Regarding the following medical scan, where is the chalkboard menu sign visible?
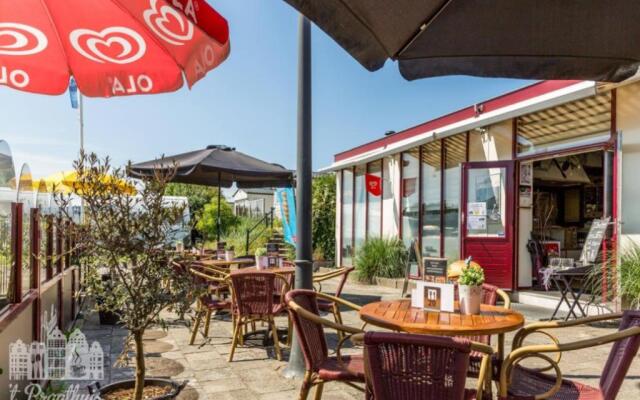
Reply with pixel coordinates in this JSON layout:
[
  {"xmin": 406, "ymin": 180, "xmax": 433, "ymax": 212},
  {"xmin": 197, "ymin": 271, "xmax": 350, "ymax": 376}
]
[
  {"xmin": 266, "ymin": 243, "xmax": 279, "ymax": 256},
  {"xmin": 580, "ymin": 217, "xmax": 610, "ymax": 264},
  {"xmin": 423, "ymin": 257, "xmax": 448, "ymax": 282}
]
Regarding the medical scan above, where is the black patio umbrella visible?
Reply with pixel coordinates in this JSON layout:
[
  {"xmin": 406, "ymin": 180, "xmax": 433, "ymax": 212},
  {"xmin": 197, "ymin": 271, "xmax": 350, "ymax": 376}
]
[
  {"xmin": 283, "ymin": 1, "xmax": 640, "ymax": 82},
  {"xmin": 129, "ymin": 145, "xmax": 293, "ymax": 241}
]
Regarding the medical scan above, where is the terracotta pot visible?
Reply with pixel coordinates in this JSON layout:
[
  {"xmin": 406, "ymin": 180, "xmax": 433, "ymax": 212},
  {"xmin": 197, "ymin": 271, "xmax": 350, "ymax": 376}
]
[{"xmin": 459, "ymin": 285, "xmax": 482, "ymax": 315}]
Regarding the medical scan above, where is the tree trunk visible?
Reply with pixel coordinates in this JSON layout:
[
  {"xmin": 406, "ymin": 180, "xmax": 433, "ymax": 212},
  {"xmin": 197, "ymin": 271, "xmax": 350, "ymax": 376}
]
[{"xmin": 133, "ymin": 330, "xmax": 146, "ymax": 400}]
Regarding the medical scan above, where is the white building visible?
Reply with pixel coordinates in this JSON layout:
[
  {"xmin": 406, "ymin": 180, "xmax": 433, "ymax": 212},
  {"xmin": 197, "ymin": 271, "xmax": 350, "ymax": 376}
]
[
  {"xmin": 325, "ymin": 79, "xmax": 640, "ymax": 302},
  {"xmin": 230, "ymin": 188, "xmax": 275, "ymax": 218}
]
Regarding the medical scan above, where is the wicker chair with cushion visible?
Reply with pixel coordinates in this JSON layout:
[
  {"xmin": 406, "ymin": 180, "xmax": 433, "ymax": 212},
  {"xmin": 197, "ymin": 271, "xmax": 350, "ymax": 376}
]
[
  {"xmin": 313, "ymin": 266, "xmax": 355, "ymax": 336},
  {"xmin": 363, "ymin": 331, "xmax": 494, "ymax": 400},
  {"xmin": 188, "ymin": 267, "xmax": 231, "ymax": 345},
  {"xmin": 499, "ymin": 310, "xmax": 640, "ymax": 399},
  {"xmin": 285, "ymin": 289, "xmax": 366, "ymax": 400},
  {"xmin": 228, "ymin": 270, "xmax": 290, "ymax": 361},
  {"xmin": 453, "ymin": 283, "xmax": 511, "ymax": 379}
]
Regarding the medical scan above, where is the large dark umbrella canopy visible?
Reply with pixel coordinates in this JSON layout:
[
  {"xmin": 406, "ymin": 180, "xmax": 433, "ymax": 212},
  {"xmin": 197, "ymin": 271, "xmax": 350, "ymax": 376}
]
[
  {"xmin": 283, "ymin": 0, "xmax": 640, "ymax": 82},
  {"xmin": 129, "ymin": 145, "xmax": 293, "ymax": 188}
]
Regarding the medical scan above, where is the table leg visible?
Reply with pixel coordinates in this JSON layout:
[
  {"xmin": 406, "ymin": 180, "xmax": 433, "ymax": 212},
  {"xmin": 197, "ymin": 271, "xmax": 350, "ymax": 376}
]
[
  {"xmin": 497, "ymin": 333, "xmax": 505, "ymax": 361},
  {"xmin": 562, "ymin": 276, "xmax": 584, "ymax": 321},
  {"xmin": 566, "ymin": 277, "xmax": 587, "ymax": 319},
  {"xmin": 550, "ymin": 277, "xmax": 573, "ymax": 320}
]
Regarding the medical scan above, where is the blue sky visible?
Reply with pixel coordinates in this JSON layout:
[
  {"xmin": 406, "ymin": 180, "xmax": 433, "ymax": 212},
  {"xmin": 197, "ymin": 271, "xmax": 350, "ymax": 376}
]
[{"xmin": 0, "ymin": 1, "xmax": 532, "ymax": 179}]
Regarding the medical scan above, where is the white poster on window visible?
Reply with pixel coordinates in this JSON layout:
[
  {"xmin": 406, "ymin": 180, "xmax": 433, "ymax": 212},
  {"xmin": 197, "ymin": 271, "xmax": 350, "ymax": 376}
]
[
  {"xmin": 468, "ymin": 215, "xmax": 487, "ymax": 230},
  {"xmin": 468, "ymin": 202, "xmax": 486, "ymax": 216}
]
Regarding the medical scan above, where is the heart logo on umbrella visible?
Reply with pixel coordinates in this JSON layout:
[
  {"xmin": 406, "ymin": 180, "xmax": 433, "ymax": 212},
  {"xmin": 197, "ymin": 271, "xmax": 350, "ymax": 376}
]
[
  {"xmin": 69, "ymin": 27, "xmax": 146, "ymax": 64},
  {"xmin": 144, "ymin": 0, "xmax": 194, "ymax": 46},
  {"xmin": 0, "ymin": 23, "xmax": 48, "ymax": 56}
]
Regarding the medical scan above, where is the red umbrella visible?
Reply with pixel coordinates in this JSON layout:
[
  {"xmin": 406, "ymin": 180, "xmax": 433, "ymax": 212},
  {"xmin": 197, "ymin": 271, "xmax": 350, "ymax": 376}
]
[{"xmin": 0, "ymin": 0, "xmax": 229, "ymax": 97}]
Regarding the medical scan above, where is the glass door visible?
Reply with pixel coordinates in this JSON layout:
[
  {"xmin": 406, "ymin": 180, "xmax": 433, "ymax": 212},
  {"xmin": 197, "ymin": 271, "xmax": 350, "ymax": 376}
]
[{"xmin": 462, "ymin": 161, "xmax": 515, "ymax": 289}]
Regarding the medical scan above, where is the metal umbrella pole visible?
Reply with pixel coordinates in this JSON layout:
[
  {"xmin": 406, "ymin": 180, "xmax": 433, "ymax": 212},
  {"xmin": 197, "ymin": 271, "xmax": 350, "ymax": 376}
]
[
  {"xmin": 284, "ymin": 14, "xmax": 313, "ymax": 378},
  {"xmin": 217, "ymin": 171, "xmax": 222, "ymax": 243}
]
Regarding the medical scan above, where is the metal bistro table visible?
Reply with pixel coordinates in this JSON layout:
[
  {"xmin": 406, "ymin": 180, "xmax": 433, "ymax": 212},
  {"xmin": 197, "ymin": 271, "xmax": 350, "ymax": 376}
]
[
  {"xmin": 359, "ymin": 299, "xmax": 524, "ymax": 360},
  {"xmin": 548, "ymin": 265, "xmax": 592, "ymax": 321}
]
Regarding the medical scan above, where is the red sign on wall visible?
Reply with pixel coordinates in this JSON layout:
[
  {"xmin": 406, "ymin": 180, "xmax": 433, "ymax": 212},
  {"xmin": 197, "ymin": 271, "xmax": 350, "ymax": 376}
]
[{"xmin": 366, "ymin": 174, "xmax": 382, "ymax": 196}]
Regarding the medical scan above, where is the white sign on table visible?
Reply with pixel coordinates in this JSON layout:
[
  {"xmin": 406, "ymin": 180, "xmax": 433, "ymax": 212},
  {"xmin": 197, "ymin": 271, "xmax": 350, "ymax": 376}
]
[{"xmin": 411, "ymin": 281, "xmax": 455, "ymax": 312}]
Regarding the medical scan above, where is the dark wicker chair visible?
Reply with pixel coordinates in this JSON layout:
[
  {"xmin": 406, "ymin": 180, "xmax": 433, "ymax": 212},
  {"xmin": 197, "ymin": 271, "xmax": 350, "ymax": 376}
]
[
  {"xmin": 453, "ymin": 282, "xmax": 511, "ymax": 379},
  {"xmin": 188, "ymin": 267, "xmax": 231, "ymax": 345},
  {"xmin": 363, "ymin": 331, "xmax": 494, "ymax": 400},
  {"xmin": 499, "ymin": 310, "xmax": 640, "ymax": 399},
  {"xmin": 313, "ymin": 266, "xmax": 355, "ymax": 337},
  {"xmin": 228, "ymin": 270, "xmax": 290, "ymax": 361},
  {"xmin": 285, "ymin": 289, "xmax": 366, "ymax": 400}
]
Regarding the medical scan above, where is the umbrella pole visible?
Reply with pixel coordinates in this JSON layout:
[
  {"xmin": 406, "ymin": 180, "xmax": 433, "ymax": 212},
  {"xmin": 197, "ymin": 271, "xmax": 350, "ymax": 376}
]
[
  {"xmin": 284, "ymin": 14, "xmax": 313, "ymax": 378},
  {"xmin": 217, "ymin": 172, "xmax": 221, "ymax": 243}
]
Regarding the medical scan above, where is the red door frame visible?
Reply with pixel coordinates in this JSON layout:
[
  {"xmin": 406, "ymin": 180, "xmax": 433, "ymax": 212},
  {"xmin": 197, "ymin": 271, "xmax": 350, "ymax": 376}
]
[{"xmin": 461, "ymin": 160, "xmax": 516, "ymax": 290}]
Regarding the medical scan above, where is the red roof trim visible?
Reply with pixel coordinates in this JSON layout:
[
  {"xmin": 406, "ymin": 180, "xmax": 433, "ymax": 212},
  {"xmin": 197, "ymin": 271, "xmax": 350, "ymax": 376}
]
[{"xmin": 334, "ymin": 80, "xmax": 583, "ymax": 162}]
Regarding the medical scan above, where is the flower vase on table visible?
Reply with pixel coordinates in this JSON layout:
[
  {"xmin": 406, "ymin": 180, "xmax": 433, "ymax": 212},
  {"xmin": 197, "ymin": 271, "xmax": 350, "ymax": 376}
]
[{"xmin": 457, "ymin": 257, "xmax": 485, "ymax": 315}]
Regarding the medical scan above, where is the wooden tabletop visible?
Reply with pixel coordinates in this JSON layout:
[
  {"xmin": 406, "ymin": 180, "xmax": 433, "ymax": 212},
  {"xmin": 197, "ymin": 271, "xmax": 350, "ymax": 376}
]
[
  {"xmin": 229, "ymin": 266, "xmax": 295, "ymax": 276},
  {"xmin": 359, "ymin": 299, "xmax": 524, "ymax": 336},
  {"xmin": 199, "ymin": 258, "xmax": 256, "ymax": 267}
]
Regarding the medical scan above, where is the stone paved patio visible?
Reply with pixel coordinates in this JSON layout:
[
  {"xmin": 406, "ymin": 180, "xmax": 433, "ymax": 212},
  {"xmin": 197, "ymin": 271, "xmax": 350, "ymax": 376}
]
[{"xmin": 76, "ymin": 276, "xmax": 640, "ymax": 399}]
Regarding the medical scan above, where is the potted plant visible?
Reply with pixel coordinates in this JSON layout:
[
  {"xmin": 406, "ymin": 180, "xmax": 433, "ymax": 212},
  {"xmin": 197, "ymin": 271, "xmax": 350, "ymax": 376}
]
[
  {"xmin": 255, "ymin": 247, "xmax": 267, "ymax": 269},
  {"xmin": 225, "ymin": 246, "xmax": 235, "ymax": 261},
  {"xmin": 59, "ymin": 152, "xmax": 195, "ymax": 400},
  {"xmin": 458, "ymin": 258, "xmax": 485, "ymax": 315}
]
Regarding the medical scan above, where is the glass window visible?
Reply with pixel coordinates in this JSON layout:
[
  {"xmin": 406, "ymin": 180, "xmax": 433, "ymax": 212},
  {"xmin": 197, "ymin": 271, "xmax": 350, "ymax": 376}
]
[
  {"xmin": 401, "ymin": 150, "xmax": 420, "ymax": 275},
  {"xmin": 466, "ymin": 167, "xmax": 507, "ymax": 238},
  {"xmin": 354, "ymin": 165, "xmax": 366, "ymax": 251},
  {"xmin": 341, "ymin": 169, "xmax": 353, "ymax": 266},
  {"xmin": 382, "ymin": 156, "xmax": 393, "ymax": 235},
  {"xmin": 444, "ymin": 135, "xmax": 466, "ymax": 260},
  {"xmin": 421, "ymin": 141, "xmax": 441, "ymax": 258},
  {"xmin": 367, "ymin": 160, "xmax": 382, "ymax": 238}
]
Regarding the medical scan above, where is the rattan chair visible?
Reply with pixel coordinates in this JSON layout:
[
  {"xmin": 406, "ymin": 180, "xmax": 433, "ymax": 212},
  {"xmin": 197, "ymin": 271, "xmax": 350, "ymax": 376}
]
[
  {"xmin": 453, "ymin": 283, "xmax": 511, "ymax": 379},
  {"xmin": 364, "ymin": 331, "xmax": 494, "ymax": 400},
  {"xmin": 313, "ymin": 266, "xmax": 355, "ymax": 338},
  {"xmin": 285, "ymin": 289, "xmax": 366, "ymax": 400},
  {"xmin": 228, "ymin": 270, "xmax": 290, "ymax": 361},
  {"xmin": 188, "ymin": 267, "xmax": 231, "ymax": 345},
  {"xmin": 499, "ymin": 310, "xmax": 640, "ymax": 399}
]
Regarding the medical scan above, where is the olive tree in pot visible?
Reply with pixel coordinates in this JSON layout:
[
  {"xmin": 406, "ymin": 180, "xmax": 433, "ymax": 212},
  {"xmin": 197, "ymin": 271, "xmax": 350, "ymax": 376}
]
[
  {"xmin": 62, "ymin": 152, "xmax": 194, "ymax": 400},
  {"xmin": 458, "ymin": 258, "xmax": 485, "ymax": 315}
]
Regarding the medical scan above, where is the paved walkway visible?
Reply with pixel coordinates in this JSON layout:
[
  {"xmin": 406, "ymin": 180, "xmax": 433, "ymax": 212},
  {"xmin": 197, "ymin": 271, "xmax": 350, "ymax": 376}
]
[{"xmin": 77, "ymin": 277, "xmax": 640, "ymax": 399}]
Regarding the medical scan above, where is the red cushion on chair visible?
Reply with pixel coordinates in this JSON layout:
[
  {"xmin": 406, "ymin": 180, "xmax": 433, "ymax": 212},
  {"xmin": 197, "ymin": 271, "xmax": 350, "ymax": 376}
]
[
  {"xmin": 201, "ymin": 296, "xmax": 231, "ymax": 311},
  {"xmin": 507, "ymin": 366, "xmax": 603, "ymax": 400},
  {"xmin": 318, "ymin": 355, "xmax": 365, "ymax": 382},
  {"xmin": 316, "ymin": 298, "xmax": 334, "ymax": 312}
]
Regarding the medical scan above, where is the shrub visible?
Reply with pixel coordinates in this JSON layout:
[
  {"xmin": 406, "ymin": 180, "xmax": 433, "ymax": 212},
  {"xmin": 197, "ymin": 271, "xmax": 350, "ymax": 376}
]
[
  {"xmin": 355, "ymin": 238, "xmax": 408, "ymax": 283},
  {"xmin": 196, "ymin": 196, "xmax": 238, "ymax": 239},
  {"xmin": 459, "ymin": 264, "xmax": 485, "ymax": 286},
  {"xmin": 620, "ymin": 244, "xmax": 640, "ymax": 309},
  {"xmin": 312, "ymin": 174, "xmax": 336, "ymax": 261},
  {"xmin": 223, "ymin": 216, "xmax": 277, "ymax": 255}
]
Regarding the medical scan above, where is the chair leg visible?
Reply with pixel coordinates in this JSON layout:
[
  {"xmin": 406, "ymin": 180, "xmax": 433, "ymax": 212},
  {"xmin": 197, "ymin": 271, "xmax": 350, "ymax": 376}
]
[
  {"xmin": 228, "ymin": 318, "xmax": 243, "ymax": 362},
  {"xmin": 203, "ymin": 309, "xmax": 213, "ymax": 338},
  {"xmin": 298, "ymin": 371, "xmax": 313, "ymax": 400},
  {"xmin": 313, "ymin": 382, "xmax": 324, "ymax": 400},
  {"xmin": 286, "ymin": 315, "xmax": 293, "ymax": 347},
  {"xmin": 333, "ymin": 304, "xmax": 344, "ymax": 341},
  {"xmin": 189, "ymin": 310, "xmax": 203, "ymax": 345},
  {"xmin": 270, "ymin": 316, "xmax": 282, "ymax": 361}
]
